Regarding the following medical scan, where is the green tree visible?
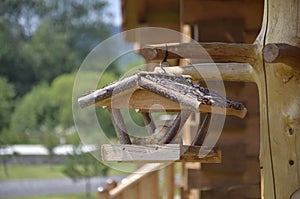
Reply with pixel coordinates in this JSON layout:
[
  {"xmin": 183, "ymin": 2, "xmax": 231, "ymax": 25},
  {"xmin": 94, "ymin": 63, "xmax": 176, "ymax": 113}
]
[
  {"xmin": 63, "ymin": 150, "xmax": 109, "ymax": 198},
  {"xmin": 0, "ymin": 0, "xmax": 111, "ymax": 97},
  {"xmin": 10, "ymin": 83, "xmax": 56, "ymax": 136},
  {"xmin": 0, "ymin": 76, "xmax": 15, "ymax": 131}
]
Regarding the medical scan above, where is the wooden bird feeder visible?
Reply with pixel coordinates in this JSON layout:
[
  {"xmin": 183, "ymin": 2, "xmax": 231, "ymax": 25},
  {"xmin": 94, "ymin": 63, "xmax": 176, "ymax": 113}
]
[{"xmin": 78, "ymin": 72, "xmax": 247, "ymax": 163}]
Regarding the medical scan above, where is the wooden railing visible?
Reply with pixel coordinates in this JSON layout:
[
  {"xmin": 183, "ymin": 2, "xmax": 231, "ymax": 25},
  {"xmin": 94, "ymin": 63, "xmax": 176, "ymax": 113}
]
[{"xmin": 97, "ymin": 163, "xmax": 175, "ymax": 199}]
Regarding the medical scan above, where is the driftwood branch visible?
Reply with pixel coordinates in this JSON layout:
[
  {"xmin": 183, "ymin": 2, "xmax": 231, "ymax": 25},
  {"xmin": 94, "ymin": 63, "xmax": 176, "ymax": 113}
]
[
  {"xmin": 140, "ymin": 42, "xmax": 257, "ymax": 64},
  {"xmin": 191, "ymin": 113, "xmax": 211, "ymax": 146},
  {"xmin": 141, "ymin": 112, "xmax": 156, "ymax": 135},
  {"xmin": 263, "ymin": 43, "xmax": 300, "ymax": 70},
  {"xmin": 109, "ymin": 109, "xmax": 132, "ymax": 144},
  {"xmin": 159, "ymin": 110, "xmax": 192, "ymax": 144},
  {"xmin": 154, "ymin": 63, "xmax": 254, "ymax": 82},
  {"xmin": 78, "ymin": 75, "xmax": 138, "ymax": 108}
]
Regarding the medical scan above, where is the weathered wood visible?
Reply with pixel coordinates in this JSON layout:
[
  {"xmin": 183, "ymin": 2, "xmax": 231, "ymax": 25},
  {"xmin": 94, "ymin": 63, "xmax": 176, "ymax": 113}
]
[
  {"xmin": 191, "ymin": 113, "xmax": 211, "ymax": 146},
  {"xmin": 180, "ymin": 145, "xmax": 221, "ymax": 163},
  {"xmin": 159, "ymin": 111, "xmax": 192, "ymax": 144},
  {"xmin": 101, "ymin": 144, "xmax": 221, "ymax": 163},
  {"xmin": 102, "ymin": 144, "xmax": 180, "ymax": 162},
  {"xmin": 78, "ymin": 75, "xmax": 138, "ymax": 108},
  {"xmin": 138, "ymin": 76, "xmax": 200, "ymax": 111},
  {"xmin": 141, "ymin": 112, "xmax": 156, "ymax": 135},
  {"xmin": 95, "ymin": 89, "xmax": 246, "ymax": 118},
  {"xmin": 259, "ymin": 0, "xmax": 300, "ymax": 198},
  {"xmin": 140, "ymin": 42, "xmax": 257, "ymax": 64},
  {"xmin": 79, "ymin": 72, "xmax": 247, "ymax": 118},
  {"xmin": 109, "ymin": 109, "xmax": 132, "ymax": 144},
  {"xmin": 154, "ymin": 63, "xmax": 255, "ymax": 82},
  {"xmin": 263, "ymin": 43, "xmax": 300, "ymax": 70}
]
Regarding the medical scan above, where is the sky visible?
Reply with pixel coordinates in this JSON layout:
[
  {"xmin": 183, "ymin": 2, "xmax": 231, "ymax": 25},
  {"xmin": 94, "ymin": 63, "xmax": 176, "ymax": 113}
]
[{"xmin": 105, "ymin": 0, "xmax": 122, "ymax": 26}]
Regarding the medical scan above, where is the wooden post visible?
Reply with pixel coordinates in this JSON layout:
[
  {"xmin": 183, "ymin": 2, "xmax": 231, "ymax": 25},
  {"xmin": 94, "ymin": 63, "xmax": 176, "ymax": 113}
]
[
  {"xmin": 106, "ymin": 179, "xmax": 117, "ymax": 191},
  {"xmin": 97, "ymin": 187, "xmax": 109, "ymax": 199},
  {"xmin": 254, "ymin": 0, "xmax": 300, "ymax": 198},
  {"xmin": 109, "ymin": 109, "xmax": 132, "ymax": 144},
  {"xmin": 163, "ymin": 163, "xmax": 175, "ymax": 199}
]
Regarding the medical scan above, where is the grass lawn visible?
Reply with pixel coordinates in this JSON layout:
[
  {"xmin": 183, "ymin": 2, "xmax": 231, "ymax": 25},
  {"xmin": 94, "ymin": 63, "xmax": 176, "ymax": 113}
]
[
  {"xmin": 0, "ymin": 163, "xmax": 136, "ymax": 180},
  {"xmin": 0, "ymin": 193, "xmax": 96, "ymax": 199},
  {"xmin": 0, "ymin": 164, "xmax": 66, "ymax": 179},
  {"xmin": 0, "ymin": 162, "xmax": 178, "ymax": 180}
]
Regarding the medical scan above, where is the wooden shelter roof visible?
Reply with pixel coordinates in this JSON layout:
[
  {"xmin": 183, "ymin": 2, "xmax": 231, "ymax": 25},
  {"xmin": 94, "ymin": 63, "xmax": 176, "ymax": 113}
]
[{"xmin": 78, "ymin": 72, "xmax": 247, "ymax": 118}]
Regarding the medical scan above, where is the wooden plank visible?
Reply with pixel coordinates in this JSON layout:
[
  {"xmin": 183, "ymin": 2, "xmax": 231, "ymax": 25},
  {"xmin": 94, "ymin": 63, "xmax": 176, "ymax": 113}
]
[
  {"xmin": 139, "ymin": 42, "xmax": 257, "ymax": 64},
  {"xmin": 102, "ymin": 144, "xmax": 180, "ymax": 162},
  {"xmin": 200, "ymin": 185, "xmax": 261, "ymax": 199},
  {"xmin": 101, "ymin": 144, "xmax": 221, "ymax": 163}
]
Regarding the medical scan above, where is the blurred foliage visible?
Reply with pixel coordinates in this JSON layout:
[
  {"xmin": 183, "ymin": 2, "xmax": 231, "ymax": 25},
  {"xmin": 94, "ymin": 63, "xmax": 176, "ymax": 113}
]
[
  {"xmin": 0, "ymin": 0, "xmax": 110, "ymax": 96},
  {"xmin": 0, "ymin": 0, "xmax": 146, "ymax": 147},
  {"xmin": 63, "ymin": 151, "xmax": 109, "ymax": 198},
  {"xmin": 0, "ymin": 76, "xmax": 15, "ymax": 131}
]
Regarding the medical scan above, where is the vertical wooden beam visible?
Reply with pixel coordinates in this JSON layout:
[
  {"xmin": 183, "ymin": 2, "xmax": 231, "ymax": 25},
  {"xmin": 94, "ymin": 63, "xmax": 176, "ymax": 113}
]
[
  {"xmin": 109, "ymin": 109, "xmax": 132, "ymax": 144},
  {"xmin": 97, "ymin": 187, "xmax": 109, "ymax": 199},
  {"xmin": 163, "ymin": 163, "xmax": 175, "ymax": 199},
  {"xmin": 260, "ymin": 0, "xmax": 300, "ymax": 198}
]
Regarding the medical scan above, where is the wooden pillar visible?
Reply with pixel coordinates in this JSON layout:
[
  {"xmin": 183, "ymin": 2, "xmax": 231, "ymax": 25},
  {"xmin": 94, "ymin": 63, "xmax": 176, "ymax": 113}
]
[{"xmin": 256, "ymin": 0, "xmax": 300, "ymax": 198}]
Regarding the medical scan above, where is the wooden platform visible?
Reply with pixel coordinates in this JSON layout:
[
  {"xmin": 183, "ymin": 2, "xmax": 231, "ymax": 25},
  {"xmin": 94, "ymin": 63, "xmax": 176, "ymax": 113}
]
[{"xmin": 101, "ymin": 144, "xmax": 221, "ymax": 163}]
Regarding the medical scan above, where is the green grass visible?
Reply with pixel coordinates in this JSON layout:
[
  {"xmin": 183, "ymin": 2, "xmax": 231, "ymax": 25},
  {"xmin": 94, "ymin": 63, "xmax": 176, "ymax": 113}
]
[
  {"xmin": 0, "ymin": 193, "xmax": 96, "ymax": 199},
  {"xmin": 0, "ymin": 164, "xmax": 66, "ymax": 179},
  {"xmin": 0, "ymin": 163, "xmax": 136, "ymax": 180},
  {"xmin": 0, "ymin": 162, "xmax": 177, "ymax": 180}
]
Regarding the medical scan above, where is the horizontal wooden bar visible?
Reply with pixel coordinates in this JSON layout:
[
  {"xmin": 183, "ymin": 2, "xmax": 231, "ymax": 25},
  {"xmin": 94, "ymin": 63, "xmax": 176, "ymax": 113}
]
[
  {"xmin": 140, "ymin": 42, "xmax": 257, "ymax": 64},
  {"xmin": 154, "ymin": 63, "xmax": 255, "ymax": 82},
  {"xmin": 101, "ymin": 144, "xmax": 221, "ymax": 163},
  {"xmin": 263, "ymin": 43, "xmax": 300, "ymax": 70}
]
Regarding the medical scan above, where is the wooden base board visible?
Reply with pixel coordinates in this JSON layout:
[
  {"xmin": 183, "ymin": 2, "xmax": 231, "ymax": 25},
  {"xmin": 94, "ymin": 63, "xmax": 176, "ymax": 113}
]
[{"xmin": 101, "ymin": 144, "xmax": 221, "ymax": 163}]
